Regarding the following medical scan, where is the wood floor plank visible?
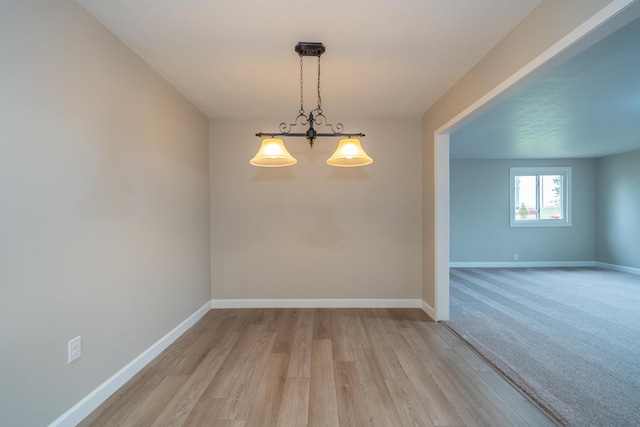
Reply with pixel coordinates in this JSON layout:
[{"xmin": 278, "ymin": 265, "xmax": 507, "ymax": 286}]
[
  {"xmin": 328, "ymin": 308, "xmax": 348, "ymax": 336},
  {"xmin": 327, "ymin": 309, "xmax": 351, "ymax": 362},
  {"xmin": 386, "ymin": 333, "xmax": 464, "ymax": 426},
  {"xmin": 454, "ymin": 406, "xmax": 494, "ymax": 427},
  {"xmin": 343, "ymin": 309, "xmax": 371, "ymax": 352},
  {"xmin": 313, "ymin": 308, "xmax": 332, "ymax": 339},
  {"xmin": 259, "ymin": 309, "xmax": 279, "ymax": 332},
  {"xmin": 286, "ymin": 308, "xmax": 313, "ymax": 378},
  {"xmin": 385, "ymin": 379, "xmax": 436, "ymax": 427},
  {"xmin": 181, "ymin": 395, "xmax": 237, "ymax": 427},
  {"xmin": 217, "ymin": 332, "xmax": 277, "ymax": 420},
  {"xmin": 359, "ymin": 309, "xmax": 406, "ymax": 381},
  {"xmin": 244, "ymin": 353, "xmax": 289, "ymax": 427},
  {"xmin": 149, "ymin": 331, "xmax": 240, "ymax": 427},
  {"xmin": 385, "ymin": 308, "xmax": 417, "ymax": 329},
  {"xmin": 352, "ymin": 348, "xmax": 404, "ymax": 426},
  {"xmin": 334, "ymin": 361, "xmax": 370, "ymax": 427},
  {"xmin": 400, "ymin": 326, "xmax": 476, "ymax": 408},
  {"xmin": 331, "ymin": 334, "xmax": 354, "ymax": 362},
  {"xmin": 237, "ymin": 308, "xmax": 266, "ymax": 331},
  {"xmin": 370, "ymin": 308, "xmax": 403, "ymax": 334},
  {"xmin": 272, "ymin": 309, "xmax": 299, "ymax": 354},
  {"xmin": 411, "ymin": 320, "xmax": 453, "ymax": 350},
  {"xmin": 308, "ymin": 339, "xmax": 339, "ymax": 427},
  {"xmin": 277, "ymin": 377, "xmax": 310, "ymax": 427},
  {"xmin": 119, "ymin": 374, "xmax": 188, "ymax": 427},
  {"xmin": 201, "ymin": 325, "xmax": 268, "ymax": 399}
]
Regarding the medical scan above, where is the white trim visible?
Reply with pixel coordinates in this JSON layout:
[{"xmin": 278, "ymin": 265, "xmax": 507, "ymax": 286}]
[
  {"xmin": 211, "ymin": 299, "xmax": 421, "ymax": 309},
  {"xmin": 49, "ymin": 301, "xmax": 212, "ymax": 427},
  {"xmin": 435, "ymin": 134, "xmax": 450, "ymax": 321},
  {"xmin": 421, "ymin": 300, "xmax": 437, "ymax": 321},
  {"xmin": 450, "ymin": 261, "xmax": 640, "ymax": 275},
  {"xmin": 594, "ymin": 262, "xmax": 640, "ymax": 276},
  {"xmin": 450, "ymin": 261, "xmax": 596, "ymax": 268}
]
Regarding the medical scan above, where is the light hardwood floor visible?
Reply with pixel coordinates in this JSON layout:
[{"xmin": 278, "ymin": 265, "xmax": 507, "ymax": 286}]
[{"xmin": 79, "ymin": 308, "xmax": 557, "ymax": 427}]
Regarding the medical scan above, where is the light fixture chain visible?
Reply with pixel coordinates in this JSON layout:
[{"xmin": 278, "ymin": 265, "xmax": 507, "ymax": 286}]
[
  {"xmin": 254, "ymin": 42, "xmax": 368, "ymax": 166},
  {"xmin": 299, "ymin": 54, "xmax": 304, "ymax": 115},
  {"xmin": 317, "ymin": 55, "xmax": 322, "ymax": 112}
]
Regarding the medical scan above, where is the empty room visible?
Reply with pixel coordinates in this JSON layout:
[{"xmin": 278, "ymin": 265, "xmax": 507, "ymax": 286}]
[
  {"xmin": 447, "ymin": 9, "xmax": 640, "ymax": 426},
  {"xmin": 1, "ymin": 1, "xmax": 638, "ymax": 426}
]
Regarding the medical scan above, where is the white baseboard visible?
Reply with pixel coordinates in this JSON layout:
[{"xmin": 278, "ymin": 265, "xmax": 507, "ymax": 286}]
[
  {"xmin": 420, "ymin": 300, "xmax": 437, "ymax": 321},
  {"xmin": 450, "ymin": 261, "xmax": 596, "ymax": 268},
  {"xmin": 211, "ymin": 299, "xmax": 421, "ymax": 309},
  {"xmin": 449, "ymin": 261, "xmax": 640, "ymax": 276},
  {"xmin": 49, "ymin": 301, "xmax": 212, "ymax": 427},
  {"xmin": 594, "ymin": 262, "xmax": 640, "ymax": 276}
]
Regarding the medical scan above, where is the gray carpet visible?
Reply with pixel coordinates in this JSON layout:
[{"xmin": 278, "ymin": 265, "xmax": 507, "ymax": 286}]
[{"xmin": 447, "ymin": 267, "xmax": 640, "ymax": 427}]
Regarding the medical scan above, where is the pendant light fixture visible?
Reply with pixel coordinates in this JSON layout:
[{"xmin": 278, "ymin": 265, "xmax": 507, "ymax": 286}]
[{"xmin": 251, "ymin": 42, "xmax": 372, "ymax": 167}]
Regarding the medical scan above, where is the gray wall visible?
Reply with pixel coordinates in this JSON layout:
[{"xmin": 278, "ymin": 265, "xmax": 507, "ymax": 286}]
[
  {"xmin": 0, "ymin": 2, "xmax": 210, "ymax": 425},
  {"xmin": 595, "ymin": 149, "xmax": 640, "ymax": 269},
  {"xmin": 450, "ymin": 158, "xmax": 596, "ymax": 263}
]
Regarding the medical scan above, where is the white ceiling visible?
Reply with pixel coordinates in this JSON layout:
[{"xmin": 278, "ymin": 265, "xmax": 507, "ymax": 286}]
[
  {"xmin": 450, "ymin": 9, "xmax": 640, "ymax": 159},
  {"xmin": 76, "ymin": 0, "xmax": 541, "ymax": 119}
]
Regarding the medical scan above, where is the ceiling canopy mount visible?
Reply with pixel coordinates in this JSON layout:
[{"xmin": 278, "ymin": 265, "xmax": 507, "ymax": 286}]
[{"xmin": 294, "ymin": 41, "xmax": 325, "ymax": 57}]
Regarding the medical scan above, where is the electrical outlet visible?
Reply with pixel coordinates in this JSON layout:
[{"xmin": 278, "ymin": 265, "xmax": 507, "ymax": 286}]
[
  {"xmin": 68, "ymin": 336, "xmax": 81, "ymax": 364},
  {"xmin": 514, "ymin": 253, "xmax": 519, "ymax": 261}
]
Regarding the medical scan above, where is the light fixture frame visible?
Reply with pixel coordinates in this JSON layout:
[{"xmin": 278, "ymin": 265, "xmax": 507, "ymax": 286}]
[{"xmin": 255, "ymin": 42, "xmax": 366, "ymax": 148}]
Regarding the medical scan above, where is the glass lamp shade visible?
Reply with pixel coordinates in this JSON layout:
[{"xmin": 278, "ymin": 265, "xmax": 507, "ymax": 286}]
[
  {"xmin": 250, "ymin": 138, "xmax": 297, "ymax": 167},
  {"xmin": 326, "ymin": 138, "xmax": 373, "ymax": 167}
]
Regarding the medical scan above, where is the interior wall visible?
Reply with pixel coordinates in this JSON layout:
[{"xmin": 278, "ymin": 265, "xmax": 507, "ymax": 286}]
[
  {"xmin": 0, "ymin": 2, "xmax": 210, "ymax": 425},
  {"xmin": 422, "ymin": 0, "xmax": 620, "ymax": 315},
  {"xmin": 450, "ymin": 158, "xmax": 596, "ymax": 263},
  {"xmin": 210, "ymin": 117, "xmax": 422, "ymax": 300},
  {"xmin": 596, "ymin": 148, "xmax": 640, "ymax": 269}
]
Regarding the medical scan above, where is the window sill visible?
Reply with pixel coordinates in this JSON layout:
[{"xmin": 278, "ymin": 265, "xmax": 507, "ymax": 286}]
[{"xmin": 510, "ymin": 221, "xmax": 572, "ymax": 228}]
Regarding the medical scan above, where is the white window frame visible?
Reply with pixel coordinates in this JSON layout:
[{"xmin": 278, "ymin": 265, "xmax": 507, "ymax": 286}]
[{"xmin": 510, "ymin": 167, "xmax": 572, "ymax": 228}]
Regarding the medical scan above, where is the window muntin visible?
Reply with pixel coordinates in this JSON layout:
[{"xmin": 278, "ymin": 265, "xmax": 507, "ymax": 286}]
[{"xmin": 510, "ymin": 167, "xmax": 571, "ymax": 227}]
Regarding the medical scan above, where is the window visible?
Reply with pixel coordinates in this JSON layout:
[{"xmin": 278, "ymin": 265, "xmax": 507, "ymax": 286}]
[{"xmin": 510, "ymin": 167, "xmax": 571, "ymax": 227}]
